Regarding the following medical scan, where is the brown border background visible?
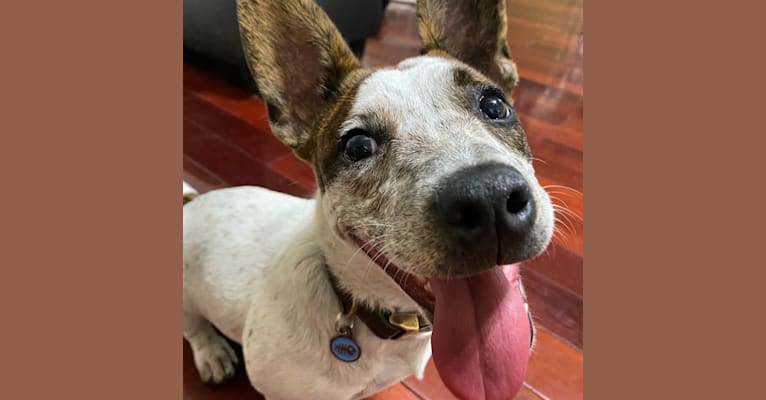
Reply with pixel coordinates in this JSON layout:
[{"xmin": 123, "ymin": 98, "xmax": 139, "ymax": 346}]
[
  {"xmin": 2, "ymin": 0, "xmax": 765, "ymax": 399},
  {"xmin": 584, "ymin": 1, "xmax": 766, "ymax": 398},
  {"xmin": 1, "ymin": 0, "xmax": 181, "ymax": 398}
]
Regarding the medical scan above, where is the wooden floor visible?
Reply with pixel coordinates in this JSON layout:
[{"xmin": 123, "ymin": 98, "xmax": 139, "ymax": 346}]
[{"xmin": 183, "ymin": 0, "xmax": 583, "ymax": 398}]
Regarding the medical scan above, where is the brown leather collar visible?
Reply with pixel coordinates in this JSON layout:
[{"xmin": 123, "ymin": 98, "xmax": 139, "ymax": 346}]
[{"xmin": 326, "ymin": 268, "xmax": 431, "ymax": 340}]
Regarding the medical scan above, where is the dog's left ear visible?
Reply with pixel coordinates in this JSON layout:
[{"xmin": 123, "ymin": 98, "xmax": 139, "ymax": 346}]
[
  {"xmin": 236, "ymin": 0, "xmax": 361, "ymax": 154},
  {"xmin": 418, "ymin": 0, "xmax": 519, "ymax": 93}
]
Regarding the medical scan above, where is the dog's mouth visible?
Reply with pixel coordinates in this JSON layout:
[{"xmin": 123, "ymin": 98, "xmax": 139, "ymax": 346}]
[
  {"xmin": 348, "ymin": 232, "xmax": 532, "ymax": 400},
  {"xmin": 350, "ymin": 234, "xmax": 436, "ymax": 319}
]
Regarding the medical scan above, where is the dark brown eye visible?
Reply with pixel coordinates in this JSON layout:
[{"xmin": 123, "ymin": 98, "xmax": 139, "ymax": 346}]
[
  {"xmin": 479, "ymin": 95, "xmax": 510, "ymax": 120},
  {"xmin": 343, "ymin": 131, "xmax": 378, "ymax": 162}
]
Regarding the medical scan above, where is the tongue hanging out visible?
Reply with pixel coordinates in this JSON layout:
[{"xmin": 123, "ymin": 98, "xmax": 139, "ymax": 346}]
[
  {"xmin": 351, "ymin": 235, "xmax": 531, "ymax": 399},
  {"xmin": 430, "ymin": 265, "xmax": 531, "ymax": 400}
]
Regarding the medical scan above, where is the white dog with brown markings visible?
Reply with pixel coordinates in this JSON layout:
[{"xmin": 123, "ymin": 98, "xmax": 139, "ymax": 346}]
[{"xmin": 182, "ymin": 0, "xmax": 554, "ymax": 399}]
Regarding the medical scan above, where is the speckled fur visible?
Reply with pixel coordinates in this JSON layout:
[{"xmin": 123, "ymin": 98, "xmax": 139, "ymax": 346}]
[
  {"xmin": 183, "ymin": 1, "xmax": 552, "ymax": 399},
  {"xmin": 320, "ymin": 56, "xmax": 553, "ymax": 281}
]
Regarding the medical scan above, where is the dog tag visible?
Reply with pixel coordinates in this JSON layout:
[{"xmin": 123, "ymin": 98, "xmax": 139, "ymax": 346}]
[
  {"xmin": 331, "ymin": 307, "xmax": 361, "ymax": 362},
  {"xmin": 330, "ymin": 334, "xmax": 361, "ymax": 362}
]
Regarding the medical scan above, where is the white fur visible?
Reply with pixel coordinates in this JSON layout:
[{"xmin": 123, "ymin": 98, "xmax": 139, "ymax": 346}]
[
  {"xmin": 183, "ymin": 56, "xmax": 553, "ymax": 400},
  {"xmin": 348, "ymin": 56, "xmax": 539, "ymax": 181},
  {"xmin": 183, "ymin": 185, "xmax": 431, "ymax": 400}
]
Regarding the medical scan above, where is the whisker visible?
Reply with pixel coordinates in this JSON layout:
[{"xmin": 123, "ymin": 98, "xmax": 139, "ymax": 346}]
[
  {"xmin": 340, "ymin": 234, "xmax": 389, "ymax": 276},
  {"xmin": 553, "ymin": 204, "xmax": 583, "ymax": 223},
  {"xmin": 552, "ymin": 220, "xmax": 573, "ymax": 247},
  {"xmin": 362, "ymin": 240, "xmax": 396, "ymax": 282},
  {"xmin": 542, "ymin": 184, "xmax": 582, "ymax": 196},
  {"xmin": 554, "ymin": 213, "xmax": 577, "ymax": 237}
]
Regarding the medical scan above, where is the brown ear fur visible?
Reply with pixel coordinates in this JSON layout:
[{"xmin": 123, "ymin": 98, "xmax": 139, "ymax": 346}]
[
  {"xmin": 417, "ymin": 0, "xmax": 519, "ymax": 94},
  {"xmin": 236, "ymin": 0, "xmax": 360, "ymax": 152}
]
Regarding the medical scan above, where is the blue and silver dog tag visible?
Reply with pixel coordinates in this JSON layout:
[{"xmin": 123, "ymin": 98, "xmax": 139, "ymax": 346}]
[
  {"xmin": 331, "ymin": 304, "xmax": 361, "ymax": 362},
  {"xmin": 330, "ymin": 335, "xmax": 361, "ymax": 362}
]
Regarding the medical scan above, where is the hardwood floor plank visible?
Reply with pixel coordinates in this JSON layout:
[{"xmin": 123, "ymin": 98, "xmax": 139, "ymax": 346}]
[
  {"xmin": 183, "ymin": 118, "xmax": 312, "ymax": 198},
  {"xmin": 184, "ymin": 65, "xmax": 272, "ymax": 128},
  {"xmin": 515, "ymin": 66, "xmax": 583, "ymax": 98},
  {"xmin": 522, "ymin": 267, "xmax": 583, "ymax": 348},
  {"xmin": 532, "ymin": 139, "xmax": 583, "ymax": 176},
  {"xmin": 506, "ymin": 0, "xmax": 582, "ymax": 75},
  {"xmin": 522, "ymin": 114, "xmax": 583, "ymax": 153},
  {"xmin": 525, "ymin": 327, "xmax": 583, "ymax": 400},
  {"xmin": 525, "ymin": 243, "xmax": 582, "ymax": 296},
  {"xmin": 514, "ymin": 79, "xmax": 583, "ymax": 132},
  {"xmin": 267, "ymin": 153, "xmax": 318, "ymax": 192},
  {"xmin": 183, "ymin": 155, "xmax": 229, "ymax": 194},
  {"xmin": 184, "ymin": 91, "xmax": 290, "ymax": 164}
]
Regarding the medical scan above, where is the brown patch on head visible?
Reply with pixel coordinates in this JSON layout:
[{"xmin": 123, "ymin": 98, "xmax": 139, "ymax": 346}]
[
  {"xmin": 452, "ymin": 66, "xmax": 493, "ymax": 88},
  {"xmin": 417, "ymin": 0, "xmax": 519, "ymax": 94},
  {"xmin": 450, "ymin": 66, "xmax": 531, "ymax": 159},
  {"xmin": 306, "ymin": 56, "xmax": 552, "ymax": 279},
  {"xmin": 237, "ymin": 0, "xmax": 360, "ymax": 155},
  {"xmin": 296, "ymin": 68, "xmax": 373, "ymax": 190},
  {"xmin": 326, "ymin": 106, "xmax": 399, "ymax": 204}
]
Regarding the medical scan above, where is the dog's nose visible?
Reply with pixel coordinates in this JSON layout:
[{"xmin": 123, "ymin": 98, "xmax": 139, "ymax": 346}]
[{"xmin": 434, "ymin": 163, "xmax": 536, "ymax": 258}]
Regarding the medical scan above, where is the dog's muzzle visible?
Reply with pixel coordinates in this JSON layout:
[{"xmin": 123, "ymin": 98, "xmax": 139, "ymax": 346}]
[{"xmin": 433, "ymin": 162, "xmax": 538, "ymax": 271}]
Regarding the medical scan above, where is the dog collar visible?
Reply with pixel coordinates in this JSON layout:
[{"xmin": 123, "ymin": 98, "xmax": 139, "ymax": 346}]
[{"xmin": 327, "ymin": 269, "xmax": 432, "ymax": 340}]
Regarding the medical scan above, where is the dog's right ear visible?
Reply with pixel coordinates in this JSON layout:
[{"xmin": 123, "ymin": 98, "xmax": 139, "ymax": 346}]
[{"xmin": 236, "ymin": 0, "xmax": 360, "ymax": 154}]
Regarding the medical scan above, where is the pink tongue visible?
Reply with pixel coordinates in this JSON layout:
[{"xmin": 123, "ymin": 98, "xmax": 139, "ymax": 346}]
[{"xmin": 430, "ymin": 265, "xmax": 531, "ymax": 400}]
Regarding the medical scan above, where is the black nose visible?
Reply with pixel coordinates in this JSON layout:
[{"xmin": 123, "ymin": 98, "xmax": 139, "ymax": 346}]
[{"xmin": 434, "ymin": 163, "xmax": 536, "ymax": 258}]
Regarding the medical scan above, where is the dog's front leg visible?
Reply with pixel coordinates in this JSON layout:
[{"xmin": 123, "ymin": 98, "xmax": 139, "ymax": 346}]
[{"xmin": 184, "ymin": 311, "xmax": 239, "ymax": 384}]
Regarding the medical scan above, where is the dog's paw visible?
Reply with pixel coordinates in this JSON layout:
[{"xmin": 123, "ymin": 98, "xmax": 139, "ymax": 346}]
[{"xmin": 190, "ymin": 334, "xmax": 239, "ymax": 384}]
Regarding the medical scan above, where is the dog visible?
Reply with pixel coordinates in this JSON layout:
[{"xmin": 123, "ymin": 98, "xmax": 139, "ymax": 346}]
[{"xmin": 182, "ymin": 0, "xmax": 554, "ymax": 399}]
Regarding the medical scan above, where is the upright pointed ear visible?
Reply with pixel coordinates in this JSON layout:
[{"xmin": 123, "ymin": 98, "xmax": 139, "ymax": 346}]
[
  {"xmin": 417, "ymin": 0, "xmax": 519, "ymax": 94},
  {"xmin": 236, "ymin": 0, "xmax": 360, "ymax": 152}
]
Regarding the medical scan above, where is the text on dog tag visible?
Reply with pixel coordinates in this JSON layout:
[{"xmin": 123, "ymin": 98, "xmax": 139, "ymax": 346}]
[{"xmin": 330, "ymin": 335, "xmax": 361, "ymax": 362}]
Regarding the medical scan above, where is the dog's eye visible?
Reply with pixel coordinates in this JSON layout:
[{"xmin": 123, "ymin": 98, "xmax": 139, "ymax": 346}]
[
  {"xmin": 479, "ymin": 95, "xmax": 510, "ymax": 120},
  {"xmin": 343, "ymin": 131, "xmax": 378, "ymax": 162}
]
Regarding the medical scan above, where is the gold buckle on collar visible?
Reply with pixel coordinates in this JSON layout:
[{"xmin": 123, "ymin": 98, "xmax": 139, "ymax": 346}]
[{"xmin": 388, "ymin": 312, "xmax": 432, "ymax": 333}]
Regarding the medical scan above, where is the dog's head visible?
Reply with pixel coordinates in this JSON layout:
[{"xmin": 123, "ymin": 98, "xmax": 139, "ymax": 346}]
[
  {"xmin": 238, "ymin": 0, "xmax": 553, "ymax": 278},
  {"xmin": 238, "ymin": 1, "xmax": 552, "ymax": 397}
]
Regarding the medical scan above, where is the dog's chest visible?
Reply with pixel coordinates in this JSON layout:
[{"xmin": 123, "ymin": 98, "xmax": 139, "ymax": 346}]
[
  {"xmin": 244, "ymin": 324, "xmax": 430, "ymax": 400},
  {"xmin": 349, "ymin": 333, "xmax": 431, "ymax": 396},
  {"xmin": 347, "ymin": 342, "xmax": 431, "ymax": 399},
  {"xmin": 242, "ymin": 273, "xmax": 431, "ymax": 400}
]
